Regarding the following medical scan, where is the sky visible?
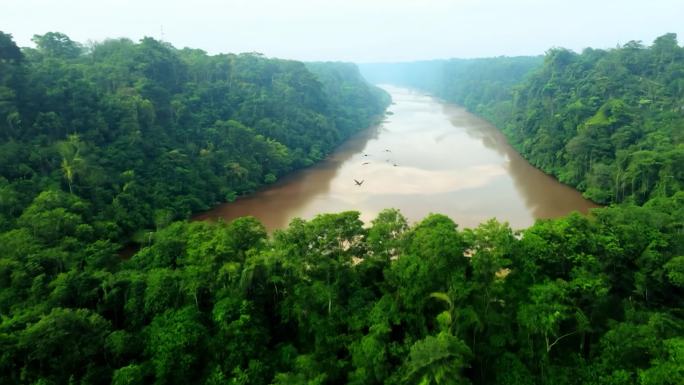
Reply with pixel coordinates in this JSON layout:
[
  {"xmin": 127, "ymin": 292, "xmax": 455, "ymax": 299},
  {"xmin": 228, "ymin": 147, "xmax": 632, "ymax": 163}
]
[{"xmin": 2, "ymin": 0, "xmax": 683, "ymax": 62}]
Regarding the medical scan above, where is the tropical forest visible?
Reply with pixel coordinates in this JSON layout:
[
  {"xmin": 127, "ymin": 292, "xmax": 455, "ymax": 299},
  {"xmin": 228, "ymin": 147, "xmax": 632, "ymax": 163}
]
[{"xmin": 0, "ymin": 5, "xmax": 683, "ymax": 385}]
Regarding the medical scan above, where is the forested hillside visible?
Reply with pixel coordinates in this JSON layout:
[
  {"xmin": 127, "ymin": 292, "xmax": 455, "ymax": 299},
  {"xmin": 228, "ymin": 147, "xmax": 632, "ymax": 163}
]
[
  {"xmin": 503, "ymin": 35, "xmax": 684, "ymax": 205},
  {"xmin": 361, "ymin": 34, "xmax": 684, "ymax": 206},
  {"xmin": 0, "ymin": 31, "xmax": 389, "ymax": 238},
  {"xmin": 306, "ymin": 62, "xmax": 390, "ymax": 134}
]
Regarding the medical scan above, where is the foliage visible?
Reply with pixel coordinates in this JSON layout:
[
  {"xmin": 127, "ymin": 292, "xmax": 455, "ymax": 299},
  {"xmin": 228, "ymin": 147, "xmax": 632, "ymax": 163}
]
[
  {"xmin": 363, "ymin": 34, "xmax": 684, "ymax": 205},
  {"xmin": 1, "ymin": 197, "xmax": 681, "ymax": 384},
  {"xmin": 1, "ymin": 31, "xmax": 683, "ymax": 385},
  {"xmin": 0, "ymin": 31, "xmax": 389, "ymax": 238}
]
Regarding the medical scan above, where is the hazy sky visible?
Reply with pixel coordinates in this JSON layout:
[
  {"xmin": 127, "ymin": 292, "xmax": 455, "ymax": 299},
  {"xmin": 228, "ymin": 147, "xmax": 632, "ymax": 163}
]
[{"xmin": 3, "ymin": 0, "xmax": 683, "ymax": 62}]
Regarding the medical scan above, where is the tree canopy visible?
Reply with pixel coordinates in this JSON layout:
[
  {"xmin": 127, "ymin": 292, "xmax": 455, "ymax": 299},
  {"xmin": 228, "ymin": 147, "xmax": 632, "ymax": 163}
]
[
  {"xmin": 1, "ymin": 31, "xmax": 683, "ymax": 385},
  {"xmin": 361, "ymin": 34, "xmax": 684, "ymax": 206}
]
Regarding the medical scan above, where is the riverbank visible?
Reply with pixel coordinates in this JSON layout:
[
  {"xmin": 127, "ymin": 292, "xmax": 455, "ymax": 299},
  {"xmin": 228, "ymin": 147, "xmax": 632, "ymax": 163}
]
[{"xmin": 194, "ymin": 86, "xmax": 597, "ymax": 231}]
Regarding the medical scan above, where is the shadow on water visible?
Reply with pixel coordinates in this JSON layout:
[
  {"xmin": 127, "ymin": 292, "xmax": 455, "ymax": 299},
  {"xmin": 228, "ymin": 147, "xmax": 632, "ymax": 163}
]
[{"xmin": 443, "ymin": 104, "xmax": 599, "ymax": 219}]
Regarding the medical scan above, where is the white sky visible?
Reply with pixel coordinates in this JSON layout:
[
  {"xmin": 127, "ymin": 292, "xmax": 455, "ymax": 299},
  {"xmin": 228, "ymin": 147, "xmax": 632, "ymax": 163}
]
[{"xmin": 2, "ymin": 0, "xmax": 683, "ymax": 62}]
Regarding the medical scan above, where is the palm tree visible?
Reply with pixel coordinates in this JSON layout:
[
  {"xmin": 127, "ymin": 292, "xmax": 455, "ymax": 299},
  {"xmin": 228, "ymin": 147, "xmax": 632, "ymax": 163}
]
[{"xmin": 57, "ymin": 134, "xmax": 85, "ymax": 194}]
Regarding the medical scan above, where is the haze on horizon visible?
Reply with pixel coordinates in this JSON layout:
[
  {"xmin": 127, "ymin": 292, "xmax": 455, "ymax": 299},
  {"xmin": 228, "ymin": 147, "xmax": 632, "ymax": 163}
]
[{"xmin": 3, "ymin": 0, "xmax": 683, "ymax": 62}]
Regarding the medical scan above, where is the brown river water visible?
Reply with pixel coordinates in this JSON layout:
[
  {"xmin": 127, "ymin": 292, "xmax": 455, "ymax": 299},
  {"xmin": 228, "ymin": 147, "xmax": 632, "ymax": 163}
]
[{"xmin": 194, "ymin": 86, "xmax": 598, "ymax": 231}]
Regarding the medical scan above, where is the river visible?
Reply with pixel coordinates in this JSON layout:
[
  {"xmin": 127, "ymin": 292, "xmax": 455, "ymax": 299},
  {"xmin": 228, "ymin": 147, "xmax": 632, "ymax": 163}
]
[{"xmin": 194, "ymin": 86, "xmax": 598, "ymax": 231}]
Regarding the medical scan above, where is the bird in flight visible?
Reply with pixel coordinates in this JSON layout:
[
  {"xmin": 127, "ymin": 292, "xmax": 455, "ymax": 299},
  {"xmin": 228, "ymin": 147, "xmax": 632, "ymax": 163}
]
[
  {"xmin": 362, "ymin": 162, "xmax": 370, "ymax": 165},
  {"xmin": 354, "ymin": 179, "xmax": 364, "ymax": 186}
]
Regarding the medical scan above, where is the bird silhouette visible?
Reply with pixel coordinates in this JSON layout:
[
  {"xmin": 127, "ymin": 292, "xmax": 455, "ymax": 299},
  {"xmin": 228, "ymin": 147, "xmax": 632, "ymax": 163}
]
[
  {"xmin": 362, "ymin": 162, "xmax": 370, "ymax": 165},
  {"xmin": 354, "ymin": 179, "xmax": 364, "ymax": 186}
]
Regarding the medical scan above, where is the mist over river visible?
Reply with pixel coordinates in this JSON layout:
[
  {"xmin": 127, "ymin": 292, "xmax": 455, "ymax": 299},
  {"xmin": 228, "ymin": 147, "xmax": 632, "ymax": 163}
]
[{"xmin": 195, "ymin": 86, "xmax": 597, "ymax": 230}]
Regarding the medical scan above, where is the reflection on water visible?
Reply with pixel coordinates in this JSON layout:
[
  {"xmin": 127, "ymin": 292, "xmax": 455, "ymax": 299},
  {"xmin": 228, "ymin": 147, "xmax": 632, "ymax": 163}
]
[
  {"xmin": 443, "ymin": 104, "xmax": 599, "ymax": 220},
  {"xmin": 194, "ymin": 86, "xmax": 598, "ymax": 230}
]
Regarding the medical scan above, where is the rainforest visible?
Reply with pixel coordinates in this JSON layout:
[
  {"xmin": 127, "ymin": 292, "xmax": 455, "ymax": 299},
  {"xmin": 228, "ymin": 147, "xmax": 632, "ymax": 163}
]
[{"xmin": 0, "ymin": 27, "xmax": 683, "ymax": 385}]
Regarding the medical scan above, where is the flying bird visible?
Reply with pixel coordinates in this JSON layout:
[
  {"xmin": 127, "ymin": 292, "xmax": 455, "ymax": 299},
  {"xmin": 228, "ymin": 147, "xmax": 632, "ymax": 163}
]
[
  {"xmin": 354, "ymin": 179, "xmax": 364, "ymax": 186},
  {"xmin": 362, "ymin": 162, "xmax": 370, "ymax": 165}
]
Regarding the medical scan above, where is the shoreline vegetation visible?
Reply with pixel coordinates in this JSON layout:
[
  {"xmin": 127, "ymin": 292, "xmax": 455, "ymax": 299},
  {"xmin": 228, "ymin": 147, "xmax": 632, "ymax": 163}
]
[
  {"xmin": 0, "ymin": 31, "xmax": 683, "ymax": 384},
  {"xmin": 0, "ymin": 31, "xmax": 390, "ymax": 243},
  {"xmin": 359, "ymin": 34, "xmax": 683, "ymax": 207}
]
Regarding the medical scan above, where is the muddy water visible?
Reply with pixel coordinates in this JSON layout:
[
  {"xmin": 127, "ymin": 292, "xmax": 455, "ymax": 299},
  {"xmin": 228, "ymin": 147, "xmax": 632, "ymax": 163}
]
[{"xmin": 194, "ymin": 86, "xmax": 598, "ymax": 231}]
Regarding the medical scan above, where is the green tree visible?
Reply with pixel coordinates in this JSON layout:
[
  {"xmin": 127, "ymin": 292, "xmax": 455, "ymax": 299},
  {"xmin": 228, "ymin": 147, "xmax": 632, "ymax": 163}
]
[
  {"xmin": 32, "ymin": 32, "xmax": 82, "ymax": 58},
  {"xmin": 18, "ymin": 308, "xmax": 111, "ymax": 383},
  {"xmin": 146, "ymin": 307, "xmax": 208, "ymax": 384}
]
